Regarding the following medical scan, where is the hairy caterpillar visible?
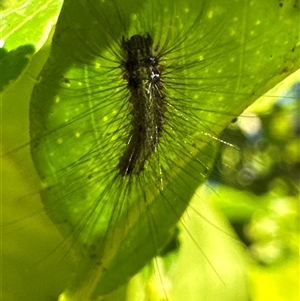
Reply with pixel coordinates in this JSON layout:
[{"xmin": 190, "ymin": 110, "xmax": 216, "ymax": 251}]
[{"xmin": 2, "ymin": 0, "xmax": 299, "ymax": 301}]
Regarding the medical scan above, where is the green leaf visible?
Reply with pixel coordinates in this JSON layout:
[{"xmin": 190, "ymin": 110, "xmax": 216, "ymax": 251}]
[
  {"xmin": 4, "ymin": 0, "xmax": 299, "ymax": 300},
  {"xmin": 127, "ymin": 186, "xmax": 249, "ymax": 301},
  {"xmin": 0, "ymin": 0, "xmax": 63, "ymax": 90},
  {"xmin": 0, "ymin": 44, "xmax": 35, "ymax": 91}
]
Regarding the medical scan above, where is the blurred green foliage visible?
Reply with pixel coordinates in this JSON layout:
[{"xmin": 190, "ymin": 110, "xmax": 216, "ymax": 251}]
[{"xmin": 210, "ymin": 77, "xmax": 300, "ymax": 301}]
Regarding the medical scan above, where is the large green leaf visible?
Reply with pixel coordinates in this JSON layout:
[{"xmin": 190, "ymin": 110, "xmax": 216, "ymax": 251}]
[{"xmin": 2, "ymin": 0, "xmax": 299, "ymax": 300}]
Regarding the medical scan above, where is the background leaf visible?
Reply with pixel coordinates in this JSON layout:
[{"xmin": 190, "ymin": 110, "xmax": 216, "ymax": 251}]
[{"xmin": 0, "ymin": 0, "xmax": 63, "ymax": 90}]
